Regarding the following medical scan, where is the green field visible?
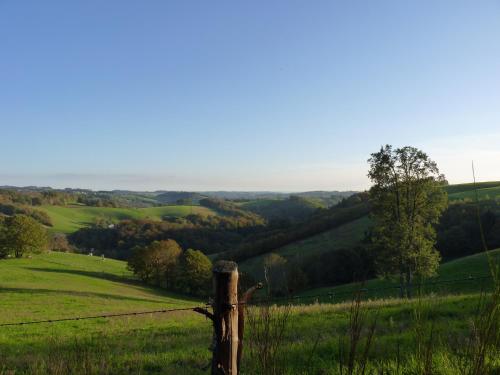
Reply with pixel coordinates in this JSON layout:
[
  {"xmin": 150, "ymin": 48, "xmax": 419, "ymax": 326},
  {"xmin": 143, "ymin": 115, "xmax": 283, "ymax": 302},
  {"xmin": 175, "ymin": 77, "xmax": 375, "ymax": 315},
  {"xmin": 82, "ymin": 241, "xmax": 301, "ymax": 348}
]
[
  {"xmin": 444, "ymin": 181, "xmax": 500, "ymax": 195},
  {"xmin": 41, "ymin": 205, "xmax": 216, "ymax": 233},
  {"xmin": 0, "ymin": 252, "xmax": 498, "ymax": 374},
  {"xmin": 448, "ymin": 185, "xmax": 500, "ymax": 201}
]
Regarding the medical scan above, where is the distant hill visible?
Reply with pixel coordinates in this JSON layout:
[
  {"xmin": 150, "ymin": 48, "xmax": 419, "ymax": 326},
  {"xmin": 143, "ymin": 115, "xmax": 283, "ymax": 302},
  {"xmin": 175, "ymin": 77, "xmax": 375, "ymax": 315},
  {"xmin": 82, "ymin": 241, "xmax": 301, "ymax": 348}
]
[
  {"xmin": 155, "ymin": 191, "xmax": 207, "ymax": 204},
  {"xmin": 240, "ymin": 196, "xmax": 323, "ymax": 224},
  {"xmin": 40, "ymin": 204, "xmax": 216, "ymax": 233}
]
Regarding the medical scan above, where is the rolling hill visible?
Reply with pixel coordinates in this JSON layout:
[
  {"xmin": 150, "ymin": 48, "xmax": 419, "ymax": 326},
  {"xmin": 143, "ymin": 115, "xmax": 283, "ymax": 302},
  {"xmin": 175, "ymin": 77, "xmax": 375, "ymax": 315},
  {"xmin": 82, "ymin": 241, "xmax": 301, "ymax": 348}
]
[
  {"xmin": 40, "ymin": 205, "xmax": 216, "ymax": 233},
  {"xmin": 239, "ymin": 216, "xmax": 371, "ymax": 277},
  {"xmin": 240, "ymin": 196, "xmax": 323, "ymax": 223},
  {"xmin": 445, "ymin": 180, "xmax": 500, "ymax": 202},
  {"xmin": 238, "ymin": 181, "xmax": 500, "ymax": 280}
]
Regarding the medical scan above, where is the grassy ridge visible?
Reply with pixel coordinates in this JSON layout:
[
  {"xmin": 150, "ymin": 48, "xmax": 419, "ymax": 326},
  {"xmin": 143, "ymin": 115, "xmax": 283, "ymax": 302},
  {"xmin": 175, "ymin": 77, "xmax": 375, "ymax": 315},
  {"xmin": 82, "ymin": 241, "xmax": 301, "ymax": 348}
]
[
  {"xmin": 448, "ymin": 185, "xmax": 500, "ymax": 201},
  {"xmin": 41, "ymin": 205, "xmax": 216, "ymax": 233},
  {"xmin": 444, "ymin": 181, "xmax": 500, "ymax": 195}
]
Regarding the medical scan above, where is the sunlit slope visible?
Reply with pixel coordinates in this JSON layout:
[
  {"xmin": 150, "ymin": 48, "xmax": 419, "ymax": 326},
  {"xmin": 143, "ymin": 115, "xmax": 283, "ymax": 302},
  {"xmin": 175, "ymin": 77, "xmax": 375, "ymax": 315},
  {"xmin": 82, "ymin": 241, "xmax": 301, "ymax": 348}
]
[
  {"xmin": 445, "ymin": 181, "xmax": 500, "ymax": 201},
  {"xmin": 41, "ymin": 204, "xmax": 216, "ymax": 233},
  {"xmin": 0, "ymin": 252, "xmax": 198, "ymax": 324}
]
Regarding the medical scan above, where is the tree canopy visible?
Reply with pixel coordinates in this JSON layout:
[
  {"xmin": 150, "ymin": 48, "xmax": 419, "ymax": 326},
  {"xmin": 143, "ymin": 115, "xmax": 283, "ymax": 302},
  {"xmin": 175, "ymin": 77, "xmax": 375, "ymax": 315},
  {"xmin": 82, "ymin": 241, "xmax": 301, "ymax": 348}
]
[
  {"xmin": 368, "ymin": 145, "xmax": 447, "ymax": 296},
  {"xmin": 0, "ymin": 215, "xmax": 48, "ymax": 258}
]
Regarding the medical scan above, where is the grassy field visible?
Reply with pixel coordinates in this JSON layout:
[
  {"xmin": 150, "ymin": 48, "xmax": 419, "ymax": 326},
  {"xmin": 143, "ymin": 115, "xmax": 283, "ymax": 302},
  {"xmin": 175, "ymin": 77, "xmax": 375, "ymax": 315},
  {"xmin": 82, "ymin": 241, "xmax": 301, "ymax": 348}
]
[
  {"xmin": 448, "ymin": 185, "xmax": 500, "ymax": 201},
  {"xmin": 298, "ymin": 249, "xmax": 500, "ymax": 301},
  {"xmin": 444, "ymin": 181, "xmax": 500, "ymax": 195},
  {"xmin": 0, "ymin": 252, "xmax": 498, "ymax": 374},
  {"xmin": 41, "ymin": 205, "xmax": 216, "ymax": 233}
]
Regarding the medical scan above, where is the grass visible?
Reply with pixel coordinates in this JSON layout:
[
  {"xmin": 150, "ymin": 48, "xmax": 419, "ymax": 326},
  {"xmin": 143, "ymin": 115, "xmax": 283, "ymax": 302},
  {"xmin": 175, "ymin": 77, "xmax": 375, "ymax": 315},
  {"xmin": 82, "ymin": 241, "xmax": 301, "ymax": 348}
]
[
  {"xmin": 298, "ymin": 249, "xmax": 500, "ymax": 301},
  {"xmin": 0, "ymin": 252, "xmax": 498, "ymax": 374},
  {"xmin": 40, "ymin": 205, "xmax": 216, "ymax": 233},
  {"xmin": 448, "ymin": 185, "xmax": 500, "ymax": 201},
  {"xmin": 0, "ymin": 252, "xmax": 210, "ymax": 374},
  {"xmin": 444, "ymin": 181, "xmax": 500, "ymax": 195}
]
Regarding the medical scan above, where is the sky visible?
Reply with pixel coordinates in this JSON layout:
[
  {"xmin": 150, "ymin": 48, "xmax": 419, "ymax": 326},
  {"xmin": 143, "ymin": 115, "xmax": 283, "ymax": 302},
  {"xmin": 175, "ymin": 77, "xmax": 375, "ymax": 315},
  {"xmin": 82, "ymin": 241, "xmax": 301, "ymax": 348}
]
[{"xmin": 1, "ymin": 1, "xmax": 499, "ymax": 191}]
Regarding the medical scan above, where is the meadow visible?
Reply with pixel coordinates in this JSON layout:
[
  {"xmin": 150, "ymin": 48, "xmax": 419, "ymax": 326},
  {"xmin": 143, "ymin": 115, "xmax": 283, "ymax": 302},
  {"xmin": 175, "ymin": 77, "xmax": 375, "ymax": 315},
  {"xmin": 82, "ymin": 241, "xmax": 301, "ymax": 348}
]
[
  {"xmin": 0, "ymin": 251, "xmax": 498, "ymax": 374},
  {"xmin": 40, "ymin": 205, "xmax": 216, "ymax": 233},
  {"xmin": 445, "ymin": 181, "xmax": 500, "ymax": 201}
]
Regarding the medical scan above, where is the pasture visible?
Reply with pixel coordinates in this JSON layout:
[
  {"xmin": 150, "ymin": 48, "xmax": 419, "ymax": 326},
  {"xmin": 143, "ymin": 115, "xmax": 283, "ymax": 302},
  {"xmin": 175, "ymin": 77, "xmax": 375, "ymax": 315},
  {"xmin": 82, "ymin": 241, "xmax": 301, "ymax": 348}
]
[
  {"xmin": 40, "ymin": 205, "xmax": 216, "ymax": 233},
  {"xmin": 0, "ymin": 252, "xmax": 498, "ymax": 374}
]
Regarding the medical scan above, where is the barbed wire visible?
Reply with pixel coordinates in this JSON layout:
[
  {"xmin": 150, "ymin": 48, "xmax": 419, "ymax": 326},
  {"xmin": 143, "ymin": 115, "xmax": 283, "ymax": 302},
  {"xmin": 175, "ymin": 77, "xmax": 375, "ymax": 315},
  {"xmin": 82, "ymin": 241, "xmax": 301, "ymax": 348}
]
[
  {"xmin": 0, "ymin": 306, "xmax": 205, "ymax": 327},
  {"xmin": 251, "ymin": 274, "xmax": 493, "ymax": 305},
  {"xmin": 0, "ymin": 274, "xmax": 493, "ymax": 327}
]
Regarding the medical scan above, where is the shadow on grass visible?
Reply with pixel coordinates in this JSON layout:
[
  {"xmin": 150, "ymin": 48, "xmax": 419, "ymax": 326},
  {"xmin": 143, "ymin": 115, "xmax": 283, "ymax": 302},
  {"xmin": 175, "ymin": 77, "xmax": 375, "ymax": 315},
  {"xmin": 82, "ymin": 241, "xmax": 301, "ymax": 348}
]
[
  {"xmin": 22, "ymin": 267, "xmax": 202, "ymax": 303},
  {"xmin": 0, "ymin": 286, "xmax": 169, "ymax": 304}
]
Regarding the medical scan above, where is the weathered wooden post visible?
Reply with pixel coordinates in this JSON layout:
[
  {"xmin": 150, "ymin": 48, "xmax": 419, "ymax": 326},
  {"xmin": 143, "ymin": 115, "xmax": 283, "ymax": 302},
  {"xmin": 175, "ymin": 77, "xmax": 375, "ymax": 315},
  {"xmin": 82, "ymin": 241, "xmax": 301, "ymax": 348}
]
[{"xmin": 212, "ymin": 260, "xmax": 239, "ymax": 375}]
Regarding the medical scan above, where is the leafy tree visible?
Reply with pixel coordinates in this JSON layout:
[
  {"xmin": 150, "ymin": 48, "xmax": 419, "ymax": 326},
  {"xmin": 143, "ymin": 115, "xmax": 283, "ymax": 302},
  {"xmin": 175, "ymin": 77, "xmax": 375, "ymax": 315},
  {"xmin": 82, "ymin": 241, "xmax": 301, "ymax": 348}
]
[
  {"xmin": 50, "ymin": 233, "xmax": 72, "ymax": 252},
  {"xmin": 176, "ymin": 249, "xmax": 212, "ymax": 296},
  {"xmin": 368, "ymin": 145, "xmax": 447, "ymax": 297},
  {"xmin": 263, "ymin": 253, "xmax": 288, "ymax": 296},
  {"xmin": 128, "ymin": 239, "xmax": 182, "ymax": 287},
  {"xmin": 0, "ymin": 215, "xmax": 48, "ymax": 258}
]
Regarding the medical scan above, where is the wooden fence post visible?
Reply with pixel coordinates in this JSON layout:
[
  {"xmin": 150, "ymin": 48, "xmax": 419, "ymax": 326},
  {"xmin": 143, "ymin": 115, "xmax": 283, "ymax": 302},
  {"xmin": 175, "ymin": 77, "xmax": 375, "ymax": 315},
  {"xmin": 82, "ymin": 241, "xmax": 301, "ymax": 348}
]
[{"xmin": 212, "ymin": 260, "xmax": 239, "ymax": 375}]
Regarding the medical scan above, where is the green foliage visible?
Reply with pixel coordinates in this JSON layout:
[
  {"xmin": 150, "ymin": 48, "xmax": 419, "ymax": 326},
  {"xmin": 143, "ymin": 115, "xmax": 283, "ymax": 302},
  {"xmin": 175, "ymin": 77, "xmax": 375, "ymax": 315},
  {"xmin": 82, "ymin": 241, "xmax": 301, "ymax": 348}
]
[
  {"xmin": 299, "ymin": 249, "xmax": 500, "ymax": 299},
  {"xmin": 50, "ymin": 233, "xmax": 72, "ymax": 252},
  {"xmin": 175, "ymin": 249, "xmax": 212, "ymax": 296},
  {"xmin": 437, "ymin": 200, "xmax": 500, "ymax": 259},
  {"xmin": 128, "ymin": 240, "xmax": 182, "ymax": 287},
  {"xmin": 222, "ymin": 193, "xmax": 371, "ymax": 263},
  {"xmin": 0, "ymin": 203, "xmax": 53, "ymax": 226},
  {"xmin": 368, "ymin": 145, "xmax": 448, "ymax": 295},
  {"xmin": 0, "ymin": 214, "xmax": 48, "ymax": 258},
  {"xmin": 128, "ymin": 241, "xmax": 212, "ymax": 297},
  {"xmin": 241, "ymin": 195, "xmax": 322, "ymax": 224}
]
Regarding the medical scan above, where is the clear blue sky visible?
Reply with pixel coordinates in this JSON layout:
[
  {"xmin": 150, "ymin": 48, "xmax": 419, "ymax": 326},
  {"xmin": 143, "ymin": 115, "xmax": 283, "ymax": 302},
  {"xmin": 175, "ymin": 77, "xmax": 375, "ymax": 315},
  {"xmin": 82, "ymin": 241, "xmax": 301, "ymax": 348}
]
[{"xmin": 1, "ymin": 1, "xmax": 499, "ymax": 191}]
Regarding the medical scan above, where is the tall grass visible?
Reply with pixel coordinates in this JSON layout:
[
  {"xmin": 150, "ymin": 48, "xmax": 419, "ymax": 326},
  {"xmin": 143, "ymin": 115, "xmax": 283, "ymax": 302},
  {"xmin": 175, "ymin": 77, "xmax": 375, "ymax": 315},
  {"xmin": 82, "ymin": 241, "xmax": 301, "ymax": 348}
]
[{"xmin": 247, "ymin": 302, "xmax": 292, "ymax": 375}]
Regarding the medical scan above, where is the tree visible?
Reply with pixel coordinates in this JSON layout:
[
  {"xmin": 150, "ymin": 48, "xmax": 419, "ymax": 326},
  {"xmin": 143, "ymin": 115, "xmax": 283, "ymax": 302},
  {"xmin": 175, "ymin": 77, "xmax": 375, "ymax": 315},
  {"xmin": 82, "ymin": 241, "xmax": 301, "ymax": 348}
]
[
  {"xmin": 127, "ymin": 239, "xmax": 182, "ymax": 287},
  {"xmin": 0, "ymin": 215, "xmax": 49, "ymax": 258},
  {"xmin": 368, "ymin": 145, "xmax": 447, "ymax": 297},
  {"xmin": 176, "ymin": 249, "xmax": 212, "ymax": 296},
  {"xmin": 50, "ymin": 233, "xmax": 72, "ymax": 252},
  {"xmin": 263, "ymin": 253, "xmax": 288, "ymax": 296}
]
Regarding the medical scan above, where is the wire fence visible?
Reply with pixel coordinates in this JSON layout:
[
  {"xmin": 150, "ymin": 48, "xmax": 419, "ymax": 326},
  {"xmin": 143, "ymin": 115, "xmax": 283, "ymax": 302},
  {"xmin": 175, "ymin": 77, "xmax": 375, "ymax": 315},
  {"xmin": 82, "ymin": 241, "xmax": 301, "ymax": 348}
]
[{"xmin": 0, "ymin": 273, "xmax": 494, "ymax": 328}]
